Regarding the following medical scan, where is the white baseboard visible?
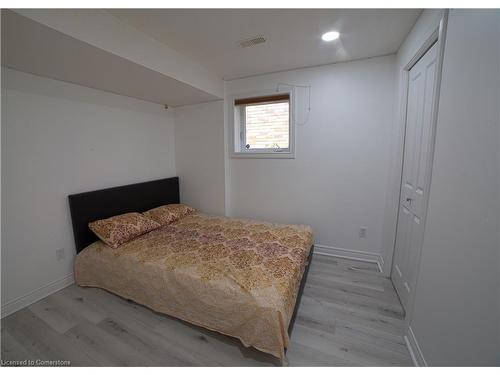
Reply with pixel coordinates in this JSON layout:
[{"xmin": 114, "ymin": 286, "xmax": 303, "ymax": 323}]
[
  {"xmin": 1, "ymin": 273, "xmax": 75, "ymax": 318},
  {"xmin": 404, "ymin": 325, "xmax": 427, "ymax": 366},
  {"xmin": 313, "ymin": 244, "xmax": 384, "ymax": 272}
]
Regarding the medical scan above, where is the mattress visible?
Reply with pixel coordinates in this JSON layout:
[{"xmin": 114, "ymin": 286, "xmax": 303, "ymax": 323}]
[{"xmin": 74, "ymin": 213, "xmax": 314, "ymax": 359}]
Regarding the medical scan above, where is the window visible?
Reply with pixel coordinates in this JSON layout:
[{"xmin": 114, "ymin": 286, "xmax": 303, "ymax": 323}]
[{"xmin": 232, "ymin": 92, "xmax": 294, "ymax": 158}]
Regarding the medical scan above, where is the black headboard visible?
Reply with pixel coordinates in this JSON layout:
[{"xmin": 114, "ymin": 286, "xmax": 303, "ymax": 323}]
[{"xmin": 68, "ymin": 177, "xmax": 179, "ymax": 253}]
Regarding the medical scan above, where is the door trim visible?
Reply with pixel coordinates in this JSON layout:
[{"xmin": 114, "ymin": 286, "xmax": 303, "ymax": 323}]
[{"xmin": 390, "ymin": 10, "xmax": 449, "ymax": 326}]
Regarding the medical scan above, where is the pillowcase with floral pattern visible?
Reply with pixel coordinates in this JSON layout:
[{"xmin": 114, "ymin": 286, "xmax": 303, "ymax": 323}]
[
  {"xmin": 89, "ymin": 212, "xmax": 161, "ymax": 248},
  {"xmin": 143, "ymin": 204, "xmax": 196, "ymax": 226}
]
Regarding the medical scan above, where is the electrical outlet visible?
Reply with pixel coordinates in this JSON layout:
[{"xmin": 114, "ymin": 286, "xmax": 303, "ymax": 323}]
[
  {"xmin": 56, "ymin": 248, "xmax": 65, "ymax": 261},
  {"xmin": 359, "ymin": 226, "xmax": 367, "ymax": 238}
]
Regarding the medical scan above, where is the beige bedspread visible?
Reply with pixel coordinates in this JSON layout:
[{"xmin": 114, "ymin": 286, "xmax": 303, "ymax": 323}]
[{"xmin": 75, "ymin": 213, "xmax": 314, "ymax": 359}]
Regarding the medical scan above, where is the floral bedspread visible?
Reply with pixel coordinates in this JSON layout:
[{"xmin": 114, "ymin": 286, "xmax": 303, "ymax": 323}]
[{"xmin": 75, "ymin": 213, "xmax": 314, "ymax": 359}]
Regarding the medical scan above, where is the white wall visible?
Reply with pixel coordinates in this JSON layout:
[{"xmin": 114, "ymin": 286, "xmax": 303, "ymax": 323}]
[
  {"xmin": 174, "ymin": 101, "xmax": 226, "ymax": 215},
  {"xmin": 1, "ymin": 68, "xmax": 176, "ymax": 316},
  {"xmin": 408, "ymin": 10, "xmax": 500, "ymax": 365},
  {"xmin": 225, "ymin": 55, "xmax": 396, "ymax": 264},
  {"xmin": 380, "ymin": 9, "xmax": 444, "ymax": 275}
]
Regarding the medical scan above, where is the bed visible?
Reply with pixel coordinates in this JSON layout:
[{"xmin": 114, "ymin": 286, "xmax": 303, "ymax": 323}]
[{"xmin": 69, "ymin": 177, "xmax": 314, "ymax": 360}]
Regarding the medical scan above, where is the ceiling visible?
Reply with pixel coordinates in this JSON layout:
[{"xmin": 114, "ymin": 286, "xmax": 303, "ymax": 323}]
[
  {"xmin": 2, "ymin": 10, "xmax": 219, "ymax": 107},
  {"xmin": 108, "ymin": 9, "xmax": 422, "ymax": 80}
]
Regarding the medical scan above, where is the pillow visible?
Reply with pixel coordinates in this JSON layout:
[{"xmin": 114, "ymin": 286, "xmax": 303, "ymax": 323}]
[
  {"xmin": 89, "ymin": 212, "xmax": 161, "ymax": 248},
  {"xmin": 143, "ymin": 204, "xmax": 196, "ymax": 226}
]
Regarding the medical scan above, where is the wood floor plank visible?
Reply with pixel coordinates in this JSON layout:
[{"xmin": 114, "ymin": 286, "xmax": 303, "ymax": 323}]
[
  {"xmin": 298, "ymin": 294, "xmax": 406, "ymax": 337},
  {"xmin": 309, "ymin": 262, "xmax": 393, "ymax": 291},
  {"xmin": 312, "ymin": 255, "xmax": 380, "ymax": 273},
  {"xmin": 0, "ymin": 329, "xmax": 33, "ymax": 362},
  {"xmin": 307, "ymin": 273, "xmax": 400, "ymax": 303},
  {"xmin": 286, "ymin": 341, "xmax": 354, "ymax": 366},
  {"xmin": 64, "ymin": 321, "xmax": 150, "ymax": 366},
  {"xmin": 291, "ymin": 322, "xmax": 411, "ymax": 366},
  {"xmin": 51, "ymin": 287, "xmax": 107, "ymax": 324},
  {"xmin": 332, "ymin": 322, "xmax": 410, "ymax": 356},
  {"xmin": 304, "ymin": 282, "xmax": 404, "ymax": 320},
  {"xmin": 95, "ymin": 316, "xmax": 200, "ymax": 366},
  {"xmin": 28, "ymin": 296, "xmax": 80, "ymax": 334},
  {"xmin": 2, "ymin": 309, "xmax": 99, "ymax": 366},
  {"xmin": 1, "ymin": 254, "xmax": 411, "ymax": 366}
]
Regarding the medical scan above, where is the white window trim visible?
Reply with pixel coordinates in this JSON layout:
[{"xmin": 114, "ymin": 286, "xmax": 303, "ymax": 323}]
[{"xmin": 228, "ymin": 88, "xmax": 296, "ymax": 159}]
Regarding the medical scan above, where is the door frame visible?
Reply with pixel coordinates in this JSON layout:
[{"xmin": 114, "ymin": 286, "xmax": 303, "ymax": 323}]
[{"xmin": 390, "ymin": 10, "xmax": 449, "ymax": 325}]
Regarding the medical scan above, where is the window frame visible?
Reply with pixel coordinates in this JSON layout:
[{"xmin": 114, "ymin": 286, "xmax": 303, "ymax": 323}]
[{"xmin": 229, "ymin": 88, "xmax": 295, "ymax": 159}]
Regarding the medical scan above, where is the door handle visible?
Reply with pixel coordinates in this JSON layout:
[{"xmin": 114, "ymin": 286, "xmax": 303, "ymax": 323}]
[{"xmin": 406, "ymin": 198, "xmax": 413, "ymax": 204}]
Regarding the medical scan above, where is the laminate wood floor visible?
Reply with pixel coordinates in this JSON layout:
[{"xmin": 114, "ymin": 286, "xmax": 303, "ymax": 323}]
[{"xmin": 1, "ymin": 254, "xmax": 412, "ymax": 366}]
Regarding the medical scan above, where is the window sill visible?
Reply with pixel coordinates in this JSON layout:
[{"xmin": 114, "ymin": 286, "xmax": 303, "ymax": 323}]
[{"xmin": 230, "ymin": 151, "xmax": 295, "ymax": 159}]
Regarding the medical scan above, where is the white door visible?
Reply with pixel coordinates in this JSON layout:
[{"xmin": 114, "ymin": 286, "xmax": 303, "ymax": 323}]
[{"xmin": 392, "ymin": 42, "xmax": 438, "ymax": 312}]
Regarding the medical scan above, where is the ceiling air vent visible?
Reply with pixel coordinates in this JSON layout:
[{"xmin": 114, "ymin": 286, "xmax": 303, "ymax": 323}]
[{"xmin": 238, "ymin": 36, "xmax": 266, "ymax": 48}]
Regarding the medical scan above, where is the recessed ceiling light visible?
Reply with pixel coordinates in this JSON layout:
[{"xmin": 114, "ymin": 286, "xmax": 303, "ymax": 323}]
[{"xmin": 321, "ymin": 31, "xmax": 340, "ymax": 42}]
